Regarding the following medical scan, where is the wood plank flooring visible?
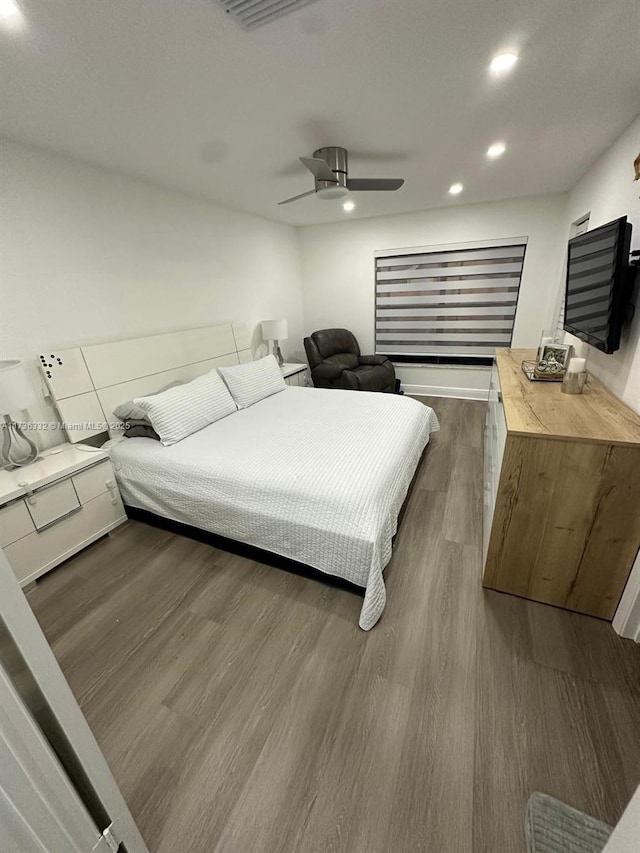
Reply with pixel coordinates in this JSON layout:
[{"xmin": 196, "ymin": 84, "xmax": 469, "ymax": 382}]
[{"xmin": 27, "ymin": 397, "xmax": 640, "ymax": 853}]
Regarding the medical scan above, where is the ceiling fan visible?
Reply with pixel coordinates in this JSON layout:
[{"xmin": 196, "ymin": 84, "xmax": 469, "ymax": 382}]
[{"xmin": 278, "ymin": 146, "xmax": 405, "ymax": 205}]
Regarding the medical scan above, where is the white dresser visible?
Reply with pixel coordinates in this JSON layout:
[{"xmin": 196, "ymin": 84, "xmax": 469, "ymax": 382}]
[
  {"xmin": 0, "ymin": 444, "xmax": 126, "ymax": 586},
  {"xmin": 482, "ymin": 358, "xmax": 508, "ymax": 565},
  {"xmin": 281, "ymin": 363, "xmax": 308, "ymax": 386}
]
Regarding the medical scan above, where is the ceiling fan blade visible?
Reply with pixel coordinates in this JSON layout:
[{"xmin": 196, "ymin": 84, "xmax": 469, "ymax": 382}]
[
  {"xmin": 277, "ymin": 189, "xmax": 317, "ymax": 206},
  {"xmin": 346, "ymin": 178, "xmax": 405, "ymax": 191},
  {"xmin": 300, "ymin": 157, "xmax": 338, "ymax": 183}
]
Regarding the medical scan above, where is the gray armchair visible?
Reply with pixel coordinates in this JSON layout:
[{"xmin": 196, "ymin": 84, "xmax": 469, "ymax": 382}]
[{"xmin": 304, "ymin": 328, "xmax": 397, "ymax": 393}]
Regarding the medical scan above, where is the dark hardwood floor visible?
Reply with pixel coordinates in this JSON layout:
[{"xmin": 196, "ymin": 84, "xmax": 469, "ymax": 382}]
[{"xmin": 27, "ymin": 397, "xmax": 640, "ymax": 852}]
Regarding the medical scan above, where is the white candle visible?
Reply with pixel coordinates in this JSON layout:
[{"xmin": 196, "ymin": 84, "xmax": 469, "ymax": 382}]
[{"xmin": 567, "ymin": 357, "xmax": 586, "ymax": 374}]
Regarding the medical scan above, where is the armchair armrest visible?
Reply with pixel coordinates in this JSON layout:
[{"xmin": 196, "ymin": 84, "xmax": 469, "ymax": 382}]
[
  {"xmin": 312, "ymin": 363, "xmax": 345, "ymax": 381},
  {"xmin": 358, "ymin": 355, "xmax": 392, "ymax": 366}
]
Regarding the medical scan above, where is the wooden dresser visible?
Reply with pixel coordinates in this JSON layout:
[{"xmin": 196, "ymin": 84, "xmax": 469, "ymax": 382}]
[{"xmin": 483, "ymin": 348, "xmax": 640, "ymax": 619}]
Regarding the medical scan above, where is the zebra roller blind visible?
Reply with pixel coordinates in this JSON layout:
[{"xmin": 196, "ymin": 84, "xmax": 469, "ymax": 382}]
[{"xmin": 375, "ymin": 239, "xmax": 527, "ymax": 362}]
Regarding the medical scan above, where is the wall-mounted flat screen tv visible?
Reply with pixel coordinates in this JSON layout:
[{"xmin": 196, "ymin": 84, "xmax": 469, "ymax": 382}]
[{"xmin": 564, "ymin": 216, "xmax": 632, "ymax": 353}]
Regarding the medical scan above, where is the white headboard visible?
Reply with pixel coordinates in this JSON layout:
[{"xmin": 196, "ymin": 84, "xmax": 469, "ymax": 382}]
[{"xmin": 38, "ymin": 323, "xmax": 252, "ymax": 442}]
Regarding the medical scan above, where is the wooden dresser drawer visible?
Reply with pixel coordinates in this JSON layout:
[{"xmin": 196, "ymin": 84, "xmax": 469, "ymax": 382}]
[
  {"xmin": 4, "ymin": 490, "xmax": 126, "ymax": 584},
  {"xmin": 72, "ymin": 460, "xmax": 116, "ymax": 504},
  {"xmin": 25, "ymin": 479, "xmax": 80, "ymax": 530},
  {"xmin": 0, "ymin": 500, "xmax": 35, "ymax": 547}
]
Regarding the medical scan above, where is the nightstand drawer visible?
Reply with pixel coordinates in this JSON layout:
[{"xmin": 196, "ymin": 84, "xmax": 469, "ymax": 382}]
[
  {"xmin": 25, "ymin": 479, "xmax": 81, "ymax": 530},
  {"xmin": 4, "ymin": 490, "xmax": 126, "ymax": 584},
  {"xmin": 72, "ymin": 460, "xmax": 116, "ymax": 504},
  {"xmin": 0, "ymin": 500, "xmax": 36, "ymax": 547}
]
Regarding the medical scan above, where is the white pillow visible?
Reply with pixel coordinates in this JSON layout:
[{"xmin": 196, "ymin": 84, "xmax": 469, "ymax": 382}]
[
  {"xmin": 217, "ymin": 355, "xmax": 286, "ymax": 409},
  {"xmin": 134, "ymin": 369, "xmax": 237, "ymax": 446},
  {"xmin": 113, "ymin": 380, "xmax": 184, "ymax": 423}
]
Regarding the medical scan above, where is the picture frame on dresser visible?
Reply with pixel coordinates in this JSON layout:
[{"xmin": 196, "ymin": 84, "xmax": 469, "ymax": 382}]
[{"xmin": 533, "ymin": 342, "xmax": 573, "ymax": 380}]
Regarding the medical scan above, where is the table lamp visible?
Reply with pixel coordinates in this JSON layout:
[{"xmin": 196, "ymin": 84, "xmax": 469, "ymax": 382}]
[
  {"xmin": 261, "ymin": 319, "xmax": 288, "ymax": 367},
  {"xmin": 0, "ymin": 359, "xmax": 39, "ymax": 469}
]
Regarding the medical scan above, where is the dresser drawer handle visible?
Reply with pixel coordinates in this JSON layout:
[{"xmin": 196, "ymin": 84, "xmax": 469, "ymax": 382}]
[
  {"xmin": 35, "ymin": 505, "xmax": 83, "ymax": 533},
  {"xmin": 21, "ymin": 486, "xmax": 36, "ymax": 506}
]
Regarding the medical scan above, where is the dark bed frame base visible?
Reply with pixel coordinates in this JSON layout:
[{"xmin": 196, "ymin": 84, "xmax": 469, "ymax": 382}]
[
  {"xmin": 125, "ymin": 505, "xmax": 365, "ymax": 596},
  {"xmin": 124, "ymin": 444, "xmax": 429, "ymax": 600}
]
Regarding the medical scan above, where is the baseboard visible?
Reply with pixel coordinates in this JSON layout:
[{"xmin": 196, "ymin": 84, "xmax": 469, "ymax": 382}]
[{"xmin": 401, "ymin": 384, "xmax": 489, "ymax": 401}]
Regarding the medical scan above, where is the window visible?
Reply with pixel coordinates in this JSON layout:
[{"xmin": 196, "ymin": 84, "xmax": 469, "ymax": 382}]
[{"xmin": 375, "ymin": 238, "xmax": 527, "ymax": 365}]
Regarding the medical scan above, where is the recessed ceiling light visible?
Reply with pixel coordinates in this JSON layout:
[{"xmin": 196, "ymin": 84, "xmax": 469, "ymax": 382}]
[
  {"xmin": 487, "ymin": 142, "xmax": 506, "ymax": 159},
  {"xmin": 489, "ymin": 52, "xmax": 518, "ymax": 75},
  {"xmin": 342, "ymin": 200, "xmax": 355, "ymax": 212},
  {"xmin": 448, "ymin": 183, "xmax": 464, "ymax": 196},
  {"xmin": 0, "ymin": 0, "xmax": 24, "ymax": 28}
]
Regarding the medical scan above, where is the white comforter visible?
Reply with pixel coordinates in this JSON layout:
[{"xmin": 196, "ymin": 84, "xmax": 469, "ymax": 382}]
[{"xmin": 110, "ymin": 386, "xmax": 439, "ymax": 630}]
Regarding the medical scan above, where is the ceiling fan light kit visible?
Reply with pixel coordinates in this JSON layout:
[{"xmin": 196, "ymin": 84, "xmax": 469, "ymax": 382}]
[
  {"xmin": 279, "ymin": 146, "xmax": 405, "ymax": 205},
  {"xmin": 309, "ymin": 147, "xmax": 349, "ymax": 199}
]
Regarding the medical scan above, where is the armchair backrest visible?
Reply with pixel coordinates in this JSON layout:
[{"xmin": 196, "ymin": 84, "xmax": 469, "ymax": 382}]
[{"xmin": 304, "ymin": 329, "xmax": 361, "ymax": 370}]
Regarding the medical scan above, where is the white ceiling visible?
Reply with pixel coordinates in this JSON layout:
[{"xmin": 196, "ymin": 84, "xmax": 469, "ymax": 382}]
[{"xmin": 1, "ymin": 0, "xmax": 639, "ymax": 226}]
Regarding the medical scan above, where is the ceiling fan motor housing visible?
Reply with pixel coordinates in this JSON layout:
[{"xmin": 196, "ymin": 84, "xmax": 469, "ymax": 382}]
[{"xmin": 314, "ymin": 146, "xmax": 350, "ymax": 199}]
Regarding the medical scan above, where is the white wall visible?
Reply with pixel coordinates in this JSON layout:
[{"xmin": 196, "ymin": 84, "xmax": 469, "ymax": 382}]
[
  {"xmin": 561, "ymin": 115, "xmax": 640, "ymax": 413},
  {"xmin": 298, "ymin": 193, "xmax": 568, "ymax": 397},
  {"xmin": 2, "ymin": 121, "xmax": 636, "ymax": 422},
  {"xmin": 0, "ymin": 139, "xmax": 304, "ymax": 447}
]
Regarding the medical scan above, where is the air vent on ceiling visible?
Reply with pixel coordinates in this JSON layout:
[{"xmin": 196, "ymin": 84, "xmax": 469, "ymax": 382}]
[{"xmin": 215, "ymin": 0, "xmax": 321, "ymax": 30}]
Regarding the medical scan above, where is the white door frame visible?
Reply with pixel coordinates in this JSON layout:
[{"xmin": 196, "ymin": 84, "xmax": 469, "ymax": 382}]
[
  {"xmin": 0, "ymin": 659, "xmax": 108, "ymax": 853},
  {"xmin": 0, "ymin": 548, "xmax": 149, "ymax": 852},
  {"xmin": 613, "ymin": 552, "xmax": 640, "ymax": 643}
]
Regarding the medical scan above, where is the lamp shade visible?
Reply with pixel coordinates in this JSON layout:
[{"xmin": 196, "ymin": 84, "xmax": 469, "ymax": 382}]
[
  {"xmin": 261, "ymin": 319, "xmax": 288, "ymax": 341},
  {"xmin": 0, "ymin": 360, "xmax": 36, "ymax": 414}
]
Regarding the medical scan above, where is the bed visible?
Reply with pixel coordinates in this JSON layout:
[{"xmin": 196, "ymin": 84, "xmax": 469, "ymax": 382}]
[
  {"xmin": 110, "ymin": 385, "xmax": 438, "ymax": 630},
  {"xmin": 38, "ymin": 323, "xmax": 438, "ymax": 629}
]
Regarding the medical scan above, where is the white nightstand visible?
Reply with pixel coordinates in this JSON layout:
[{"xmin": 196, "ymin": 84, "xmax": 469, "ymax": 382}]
[
  {"xmin": 281, "ymin": 363, "xmax": 308, "ymax": 387},
  {"xmin": 0, "ymin": 444, "xmax": 126, "ymax": 587}
]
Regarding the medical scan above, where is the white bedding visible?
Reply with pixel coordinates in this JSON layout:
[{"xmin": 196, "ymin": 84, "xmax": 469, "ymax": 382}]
[{"xmin": 110, "ymin": 386, "xmax": 439, "ymax": 630}]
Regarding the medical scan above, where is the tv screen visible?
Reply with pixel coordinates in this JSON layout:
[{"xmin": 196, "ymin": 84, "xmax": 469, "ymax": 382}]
[{"xmin": 564, "ymin": 216, "xmax": 632, "ymax": 353}]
